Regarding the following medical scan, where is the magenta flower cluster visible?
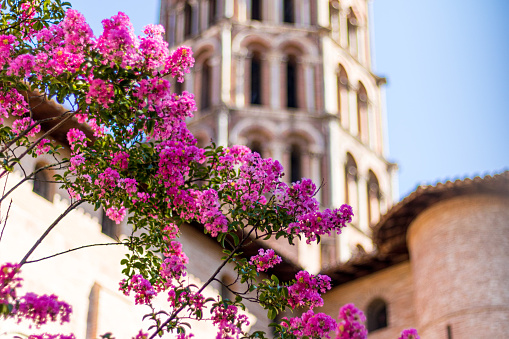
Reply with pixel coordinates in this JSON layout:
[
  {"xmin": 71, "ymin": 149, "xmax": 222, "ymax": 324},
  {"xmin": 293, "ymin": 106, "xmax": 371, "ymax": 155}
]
[
  {"xmin": 16, "ymin": 292, "xmax": 72, "ymax": 327},
  {"xmin": 120, "ymin": 274, "xmax": 157, "ymax": 305},
  {"xmin": 249, "ymin": 249, "xmax": 282, "ymax": 272},
  {"xmin": 287, "ymin": 271, "xmax": 332, "ymax": 309},
  {"xmin": 282, "ymin": 310, "xmax": 337, "ymax": 339},
  {"xmin": 335, "ymin": 303, "xmax": 368, "ymax": 339},
  {"xmin": 398, "ymin": 329, "xmax": 420, "ymax": 339},
  {"xmin": 0, "ymin": 262, "xmax": 22, "ymax": 304},
  {"xmin": 212, "ymin": 304, "xmax": 250, "ymax": 339}
]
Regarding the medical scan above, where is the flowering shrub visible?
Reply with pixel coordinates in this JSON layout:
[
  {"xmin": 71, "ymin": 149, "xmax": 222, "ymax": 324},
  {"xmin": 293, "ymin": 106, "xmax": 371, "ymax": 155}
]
[{"xmin": 0, "ymin": 1, "xmax": 419, "ymax": 339}]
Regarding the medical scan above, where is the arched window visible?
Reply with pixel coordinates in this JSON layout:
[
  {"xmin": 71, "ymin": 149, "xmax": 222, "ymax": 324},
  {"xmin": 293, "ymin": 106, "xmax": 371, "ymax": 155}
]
[
  {"xmin": 283, "ymin": 0, "xmax": 295, "ymax": 23},
  {"xmin": 344, "ymin": 153, "xmax": 358, "ymax": 220},
  {"xmin": 184, "ymin": 2, "xmax": 193, "ymax": 38},
  {"xmin": 329, "ymin": 1, "xmax": 340, "ymax": 40},
  {"xmin": 33, "ymin": 164, "xmax": 52, "ymax": 202},
  {"xmin": 337, "ymin": 65, "xmax": 348, "ymax": 118},
  {"xmin": 357, "ymin": 81, "xmax": 368, "ymax": 142},
  {"xmin": 367, "ymin": 170, "xmax": 381, "ymax": 226},
  {"xmin": 209, "ymin": 0, "xmax": 217, "ymax": 24},
  {"xmin": 250, "ymin": 52, "xmax": 262, "ymax": 105},
  {"xmin": 101, "ymin": 209, "xmax": 118, "ymax": 239},
  {"xmin": 201, "ymin": 60, "xmax": 212, "ymax": 110},
  {"xmin": 249, "ymin": 140, "xmax": 263, "ymax": 156},
  {"xmin": 290, "ymin": 144, "xmax": 301, "ymax": 183},
  {"xmin": 286, "ymin": 55, "xmax": 298, "ymax": 109},
  {"xmin": 347, "ymin": 8, "xmax": 358, "ymax": 56},
  {"xmin": 251, "ymin": 0, "xmax": 262, "ymax": 21},
  {"xmin": 367, "ymin": 299, "xmax": 388, "ymax": 332}
]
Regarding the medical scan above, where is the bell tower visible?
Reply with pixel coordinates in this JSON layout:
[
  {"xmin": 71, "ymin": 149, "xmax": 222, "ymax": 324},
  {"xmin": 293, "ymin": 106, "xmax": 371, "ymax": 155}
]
[{"xmin": 160, "ymin": 0, "xmax": 398, "ymax": 271}]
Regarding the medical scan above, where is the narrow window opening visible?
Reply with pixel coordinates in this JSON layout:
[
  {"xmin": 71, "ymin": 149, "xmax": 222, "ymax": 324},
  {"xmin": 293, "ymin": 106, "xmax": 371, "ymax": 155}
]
[
  {"xmin": 290, "ymin": 144, "xmax": 301, "ymax": 183},
  {"xmin": 367, "ymin": 171, "xmax": 381, "ymax": 226},
  {"xmin": 286, "ymin": 56, "xmax": 298, "ymax": 109},
  {"xmin": 201, "ymin": 61, "xmax": 211, "ymax": 110},
  {"xmin": 250, "ymin": 52, "xmax": 262, "ymax": 105},
  {"xmin": 33, "ymin": 165, "xmax": 52, "ymax": 202},
  {"xmin": 447, "ymin": 325, "xmax": 453, "ymax": 339},
  {"xmin": 367, "ymin": 299, "xmax": 388, "ymax": 332},
  {"xmin": 209, "ymin": 0, "xmax": 217, "ymax": 24},
  {"xmin": 101, "ymin": 209, "xmax": 118, "ymax": 239},
  {"xmin": 251, "ymin": 0, "xmax": 262, "ymax": 21},
  {"xmin": 357, "ymin": 82, "xmax": 367, "ymax": 140},
  {"xmin": 184, "ymin": 2, "xmax": 193, "ymax": 38},
  {"xmin": 249, "ymin": 140, "xmax": 263, "ymax": 156},
  {"xmin": 283, "ymin": 0, "xmax": 294, "ymax": 23}
]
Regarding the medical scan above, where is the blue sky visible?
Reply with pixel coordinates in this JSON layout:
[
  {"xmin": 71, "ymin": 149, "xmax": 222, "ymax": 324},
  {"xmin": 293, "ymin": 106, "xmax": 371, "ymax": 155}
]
[{"xmin": 71, "ymin": 0, "xmax": 509, "ymax": 198}]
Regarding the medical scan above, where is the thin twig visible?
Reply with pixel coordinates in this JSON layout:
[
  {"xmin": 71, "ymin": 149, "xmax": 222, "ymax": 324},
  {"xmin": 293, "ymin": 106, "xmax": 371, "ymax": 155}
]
[
  {"xmin": 149, "ymin": 226, "xmax": 257, "ymax": 339},
  {"xmin": 24, "ymin": 242, "xmax": 122, "ymax": 264},
  {"xmin": 0, "ymin": 200, "xmax": 13, "ymax": 244},
  {"xmin": 19, "ymin": 199, "xmax": 85, "ymax": 267}
]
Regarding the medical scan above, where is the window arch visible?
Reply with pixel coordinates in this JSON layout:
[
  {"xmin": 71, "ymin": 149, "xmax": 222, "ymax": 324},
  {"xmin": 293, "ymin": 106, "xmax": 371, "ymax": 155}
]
[
  {"xmin": 357, "ymin": 81, "xmax": 368, "ymax": 143},
  {"xmin": 367, "ymin": 298, "xmax": 388, "ymax": 332},
  {"xmin": 283, "ymin": 0, "xmax": 295, "ymax": 23},
  {"xmin": 251, "ymin": 0, "xmax": 262, "ymax": 21},
  {"xmin": 286, "ymin": 55, "xmax": 298, "ymax": 109},
  {"xmin": 250, "ymin": 51, "xmax": 262, "ymax": 105},
  {"xmin": 347, "ymin": 8, "xmax": 358, "ymax": 56},
  {"xmin": 209, "ymin": 0, "xmax": 218, "ymax": 24},
  {"xmin": 200, "ymin": 59, "xmax": 212, "ymax": 110},
  {"xmin": 184, "ymin": 2, "xmax": 193, "ymax": 38},
  {"xmin": 33, "ymin": 163, "xmax": 52, "ymax": 202},
  {"xmin": 290, "ymin": 144, "xmax": 302, "ymax": 183},
  {"xmin": 367, "ymin": 170, "xmax": 381, "ymax": 226},
  {"xmin": 344, "ymin": 153, "xmax": 358, "ymax": 220},
  {"xmin": 337, "ymin": 64, "xmax": 348, "ymax": 119}
]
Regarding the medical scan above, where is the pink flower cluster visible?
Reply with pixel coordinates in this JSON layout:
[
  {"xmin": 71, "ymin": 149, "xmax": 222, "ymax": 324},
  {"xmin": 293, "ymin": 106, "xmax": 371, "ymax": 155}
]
[
  {"xmin": 398, "ymin": 329, "xmax": 420, "ymax": 339},
  {"xmin": 35, "ymin": 138, "xmax": 51, "ymax": 156},
  {"xmin": 167, "ymin": 288, "xmax": 205, "ymax": 314},
  {"xmin": 139, "ymin": 24, "xmax": 169, "ymax": 71},
  {"xmin": 132, "ymin": 330, "xmax": 148, "ymax": 339},
  {"xmin": 16, "ymin": 293, "xmax": 72, "ymax": 327},
  {"xmin": 282, "ymin": 310, "xmax": 337, "ymax": 339},
  {"xmin": 164, "ymin": 46, "xmax": 195, "ymax": 82},
  {"xmin": 218, "ymin": 146, "xmax": 284, "ymax": 209},
  {"xmin": 288, "ymin": 204, "xmax": 353, "ymax": 244},
  {"xmin": 212, "ymin": 304, "xmax": 249, "ymax": 339},
  {"xmin": 0, "ymin": 262, "xmax": 22, "ymax": 304},
  {"xmin": 12, "ymin": 117, "xmax": 40, "ymax": 137},
  {"xmin": 0, "ymin": 35, "xmax": 17, "ymax": 67},
  {"xmin": 86, "ymin": 78, "xmax": 115, "ymax": 108},
  {"xmin": 287, "ymin": 271, "xmax": 332, "ymax": 309},
  {"xmin": 181, "ymin": 189, "xmax": 228, "ymax": 237},
  {"xmin": 66, "ymin": 128, "xmax": 87, "ymax": 151},
  {"xmin": 105, "ymin": 204, "xmax": 127, "ymax": 224},
  {"xmin": 28, "ymin": 334, "xmax": 76, "ymax": 339},
  {"xmin": 335, "ymin": 304, "xmax": 367, "ymax": 339},
  {"xmin": 0, "ymin": 87, "xmax": 29, "ymax": 123},
  {"xmin": 249, "ymin": 249, "xmax": 282, "ymax": 272},
  {"xmin": 120, "ymin": 274, "xmax": 157, "ymax": 305},
  {"xmin": 160, "ymin": 241, "xmax": 189, "ymax": 287}
]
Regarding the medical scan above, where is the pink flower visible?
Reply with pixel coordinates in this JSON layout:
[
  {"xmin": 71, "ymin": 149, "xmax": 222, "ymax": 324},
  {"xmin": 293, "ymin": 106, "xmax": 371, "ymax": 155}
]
[
  {"xmin": 35, "ymin": 138, "xmax": 51, "ymax": 156},
  {"xmin": 282, "ymin": 310, "xmax": 337, "ymax": 339},
  {"xmin": 120, "ymin": 275, "xmax": 157, "ymax": 305},
  {"xmin": 398, "ymin": 329, "xmax": 420, "ymax": 339},
  {"xmin": 105, "ymin": 204, "xmax": 126, "ymax": 224},
  {"xmin": 160, "ymin": 241, "xmax": 188, "ymax": 287},
  {"xmin": 86, "ymin": 78, "xmax": 115, "ymax": 108},
  {"xmin": 249, "ymin": 249, "xmax": 282, "ymax": 272},
  {"xmin": 287, "ymin": 271, "xmax": 331, "ymax": 309},
  {"xmin": 212, "ymin": 303, "xmax": 249, "ymax": 339},
  {"xmin": 336, "ymin": 304, "xmax": 367, "ymax": 339},
  {"xmin": 0, "ymin": 262, "xmax": 22, "ymax": 304},
  {"xmin": 164, "ymin": 46, "xmax": 194, "ymax": 82},
  {"xmin": 12, "ymin": 117, "xmax": 40, "ymax": 137},
  {"xmin": 16, "ymin": 293, "xmax": 72, "ymax": 327},
  {"xmin": 66, "ymin": 128, "xmax": 87, "ymax": 151},
  {"xmin": 132, "ymin": 330, "xmax": 148, "ymax": 339},
  {"xmin": 28, "ymin": 334, "xmax": 76, "ymax": 339}
]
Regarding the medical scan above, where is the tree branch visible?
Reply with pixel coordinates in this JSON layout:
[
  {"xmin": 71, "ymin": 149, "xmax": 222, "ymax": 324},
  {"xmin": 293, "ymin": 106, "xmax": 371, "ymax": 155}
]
[{"xmin": 24, "ymin": 242, "xmax": 122, "ymax": 264}]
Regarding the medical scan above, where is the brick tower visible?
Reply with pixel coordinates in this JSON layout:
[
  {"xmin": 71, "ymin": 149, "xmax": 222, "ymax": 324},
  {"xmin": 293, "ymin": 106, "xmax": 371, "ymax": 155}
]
[{"xmin": 160, "ymin": 0, "xmax": 397, "ymax": 272}]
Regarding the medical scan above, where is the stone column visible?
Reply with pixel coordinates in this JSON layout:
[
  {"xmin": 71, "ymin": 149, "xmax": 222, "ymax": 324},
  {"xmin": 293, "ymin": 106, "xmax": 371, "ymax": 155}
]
[
  {"xmin": 217, "ymin": 109, "xmax": 229, "ymax": 147},
  {"xmin": 234, "ymin": 50, "xmax": 247, "ymax": 107},
  {"xmin": 267, "ymin": 52, "xmax": 282, "ymax": 109},
  {"xmin": 356, "ymin": 172, "xmax": 368, "ymax": 232},
  {"xmin": 221, "ymin": 24, "xmax": 232, "ymax": 104},
  {"xmin": 348, "ymin": 86, "xmax": 358, "ymax": 136},
  {"xmin": 303, "ymin": 58, "xmax": 316, "ymax": 112}
]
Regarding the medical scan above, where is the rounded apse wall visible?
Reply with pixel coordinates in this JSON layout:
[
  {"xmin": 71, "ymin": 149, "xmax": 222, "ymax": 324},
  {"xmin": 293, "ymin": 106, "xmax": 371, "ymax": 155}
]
[{"xmin": 407, "ymin": 194, "xmax": 509, "ymax": 338}]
